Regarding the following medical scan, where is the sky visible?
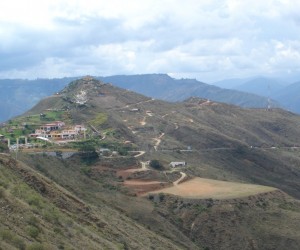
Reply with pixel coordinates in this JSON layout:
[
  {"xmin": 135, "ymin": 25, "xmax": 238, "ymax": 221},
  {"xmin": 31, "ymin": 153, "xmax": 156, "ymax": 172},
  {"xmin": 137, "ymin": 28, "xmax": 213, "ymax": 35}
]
[{"xmin": 1, "ymin": 0, "xmax": 300, "ymax": 83}]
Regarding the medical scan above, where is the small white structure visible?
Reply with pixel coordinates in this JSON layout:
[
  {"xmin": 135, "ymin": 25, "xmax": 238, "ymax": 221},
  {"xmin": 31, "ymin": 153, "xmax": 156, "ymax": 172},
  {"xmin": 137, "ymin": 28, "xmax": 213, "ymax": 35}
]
[
  {"xmin": 74, "ymin": 125, "xmax": 87, "ymax": 132},
  {"xmin": 169, "ymin": 162, "xmax": 187, "ymax": 168}
]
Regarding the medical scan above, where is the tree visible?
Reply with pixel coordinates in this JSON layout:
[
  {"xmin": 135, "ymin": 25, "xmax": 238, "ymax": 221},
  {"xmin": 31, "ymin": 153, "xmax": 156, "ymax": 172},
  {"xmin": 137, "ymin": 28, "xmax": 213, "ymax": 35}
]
[{"xmin": 149, "ymin": 160, "xmax": 163, "ymax": 170}]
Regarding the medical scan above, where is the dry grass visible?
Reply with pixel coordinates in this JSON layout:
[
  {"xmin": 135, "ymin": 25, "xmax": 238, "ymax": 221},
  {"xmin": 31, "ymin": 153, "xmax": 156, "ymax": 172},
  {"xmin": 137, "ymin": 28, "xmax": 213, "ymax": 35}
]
[{"xmin": 147, "ymin": 177, "xmax": 277, "ymax": 199}]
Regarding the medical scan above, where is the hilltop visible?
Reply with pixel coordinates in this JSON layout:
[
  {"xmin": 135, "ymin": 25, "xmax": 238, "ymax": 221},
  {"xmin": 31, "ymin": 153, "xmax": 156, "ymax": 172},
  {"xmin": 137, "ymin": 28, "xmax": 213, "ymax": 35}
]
[
  {"xmin": 1, "ymin": 77, "xmax": 300, "ymax": 249},
  {"xmin": 0, "ymin": 74, "xmax": 277, "ymax": 122}
]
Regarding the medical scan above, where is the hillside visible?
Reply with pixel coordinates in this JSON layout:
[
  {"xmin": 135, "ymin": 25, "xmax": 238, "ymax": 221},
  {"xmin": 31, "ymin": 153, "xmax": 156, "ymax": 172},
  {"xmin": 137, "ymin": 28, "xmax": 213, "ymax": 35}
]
[
  {"xmin": 0, "ymin": 153, "xmax": 187, "ymax": 250},
  {"xmin": 99, "ymin": 74, "xmax": 277, "ymax": 108},
  {"xmin": 1, "ymin": 77, "xmax": 300, "ymax": 249},
  {"xmin": 18, "ymin": 77, "xmax": 300, "ymax": 198},
  {"xmin": 0, "ymin": 74, "xmax": 277, "ymax": 122}
]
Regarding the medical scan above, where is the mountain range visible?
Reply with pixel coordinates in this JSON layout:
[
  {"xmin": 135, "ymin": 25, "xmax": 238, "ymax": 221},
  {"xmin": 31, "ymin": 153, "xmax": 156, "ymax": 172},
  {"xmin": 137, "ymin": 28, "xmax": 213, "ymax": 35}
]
[
  {"xmin": 0, "ymin": 74, "xmax": 276, "ymax": 122},
  {"xmin": 213, "ymin": 76, "xmax": 300, "ymax": 113}
]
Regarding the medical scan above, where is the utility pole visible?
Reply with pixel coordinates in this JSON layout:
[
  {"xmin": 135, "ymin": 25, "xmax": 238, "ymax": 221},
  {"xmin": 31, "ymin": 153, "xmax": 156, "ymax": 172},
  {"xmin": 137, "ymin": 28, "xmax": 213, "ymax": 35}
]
[{"xmin": 267, "ymin": 84, "xmax": 271, "ymax": 111}]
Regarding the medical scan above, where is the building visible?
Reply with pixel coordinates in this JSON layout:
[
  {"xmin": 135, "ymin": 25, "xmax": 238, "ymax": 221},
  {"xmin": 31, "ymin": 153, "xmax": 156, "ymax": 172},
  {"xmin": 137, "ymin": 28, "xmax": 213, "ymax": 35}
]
[
  {"xmin": 74, "ymin": 125, "xmax": 87, "ymax": 132},
  {"xmin": 30, "ymin": 121, "xmax": 85, "ymax": 141},
  {"xmin": 169, "ymin": 162, "xmax": 187, "ymax": 168},
  {"xmin": 40, "ymin": 121, "xmax": 65, "ymax": 132}
]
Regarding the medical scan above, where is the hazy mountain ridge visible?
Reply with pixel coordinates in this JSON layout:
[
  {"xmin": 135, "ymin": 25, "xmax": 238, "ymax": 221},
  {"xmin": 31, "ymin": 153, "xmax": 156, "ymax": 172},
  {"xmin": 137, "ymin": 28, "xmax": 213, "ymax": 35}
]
[
  {"xmin": 98, "ymin": 74, "xmax": 277, "ymax": 108},
  {"xmin": 212, "ymin": 76, "xmax": 300, "ymax": 113},
  {"xmin": 0, "ymin": 74, "xmax": 277, "ymax": 122}
]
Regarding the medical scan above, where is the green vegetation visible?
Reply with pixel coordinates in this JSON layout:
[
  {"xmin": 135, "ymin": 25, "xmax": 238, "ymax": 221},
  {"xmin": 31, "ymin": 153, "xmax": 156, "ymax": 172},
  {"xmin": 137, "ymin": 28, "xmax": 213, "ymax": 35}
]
[
  {"xmin": 0, "ymin": 229, "xmax": 26, "ymax": 250},
  {"xmin": 0, "ymin": 110, "xmax": 66, "ymax": 141},
  {"xmin": 88, "ymin": 113, "xmax": 108, "ymax": 127},
  {"xmin": 150, "ymin": 159, "xmax": 164, "ymax": 170},
  {"xmin": 0, "ymin": 142, "xmax": 8, "ymax": 152}
]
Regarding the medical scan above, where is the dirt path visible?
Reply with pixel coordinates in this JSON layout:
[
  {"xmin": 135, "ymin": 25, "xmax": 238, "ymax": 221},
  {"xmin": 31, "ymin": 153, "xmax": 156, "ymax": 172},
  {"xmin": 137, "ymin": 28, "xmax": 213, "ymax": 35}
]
[
  {"xmin": 173, "ymin": 172, "xmax": 187, "ymax": 186},
  {"xmin": 140, "ymin": 116, "xmax": 146, "ymax": 126},
  {"xmin": 153, "ymin": 133, "xmax": 165, "ymax": 151},
  {"xmin": 132, "ymin": 151, "xmax": 146, "ymax": 158},
  {"xmin": 140, "ymin": 161, "xmax": 149, "ymax": 170}
]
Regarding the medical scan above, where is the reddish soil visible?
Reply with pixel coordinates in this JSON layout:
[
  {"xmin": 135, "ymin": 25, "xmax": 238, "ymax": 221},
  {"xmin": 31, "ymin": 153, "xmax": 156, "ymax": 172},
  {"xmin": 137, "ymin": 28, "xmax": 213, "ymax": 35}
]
[
  {"xmin": 124, "ymin": 180, "xmax": 171, "ymax": 195},
  {"xmin": 117, "ymin": 168, "xmax": 144, "ymax": 179}
]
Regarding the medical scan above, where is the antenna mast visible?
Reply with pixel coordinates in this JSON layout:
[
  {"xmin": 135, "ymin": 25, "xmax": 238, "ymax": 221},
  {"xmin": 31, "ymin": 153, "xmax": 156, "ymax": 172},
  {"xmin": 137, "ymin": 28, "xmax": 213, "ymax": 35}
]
[{"xmin": 267, "ymin": 84, "xmax": 271, "ymax": 111}]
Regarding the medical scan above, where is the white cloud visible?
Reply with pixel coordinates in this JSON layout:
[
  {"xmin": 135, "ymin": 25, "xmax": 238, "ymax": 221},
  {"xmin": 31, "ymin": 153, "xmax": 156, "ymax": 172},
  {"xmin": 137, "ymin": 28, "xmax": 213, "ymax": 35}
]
[{"xmin": 1, "ymin": 0, "xmax": 300, "ymax": 82}]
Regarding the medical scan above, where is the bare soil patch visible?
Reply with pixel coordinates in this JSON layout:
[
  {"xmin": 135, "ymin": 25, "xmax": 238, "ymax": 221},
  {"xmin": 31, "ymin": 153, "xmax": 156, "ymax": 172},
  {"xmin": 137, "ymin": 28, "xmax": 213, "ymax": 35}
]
[
  {"xmin": 146, "ymin": 177, "xmax": 277, "ymax": 199},
  {"xmin": 124, "ymin": 180, "xmax": 171, "ymax": 195}
]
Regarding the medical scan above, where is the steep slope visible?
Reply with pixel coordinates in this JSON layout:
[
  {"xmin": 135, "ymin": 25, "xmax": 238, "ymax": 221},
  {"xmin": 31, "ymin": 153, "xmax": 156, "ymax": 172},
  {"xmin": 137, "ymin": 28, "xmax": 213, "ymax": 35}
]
[
  {"xmin": 151, "ymin": 191, "xmax": 300, "ymax": 250},
  {"xmin": 0, "ymin": 153, "xmax": 187, "ymax": 250}
]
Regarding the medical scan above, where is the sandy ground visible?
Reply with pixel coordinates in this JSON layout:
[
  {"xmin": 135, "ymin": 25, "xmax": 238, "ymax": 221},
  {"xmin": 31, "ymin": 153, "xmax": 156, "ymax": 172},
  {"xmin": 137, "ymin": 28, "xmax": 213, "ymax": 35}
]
[{"xmin": 146, "ymin": 177, "xmax": 277, "ymax": 199}]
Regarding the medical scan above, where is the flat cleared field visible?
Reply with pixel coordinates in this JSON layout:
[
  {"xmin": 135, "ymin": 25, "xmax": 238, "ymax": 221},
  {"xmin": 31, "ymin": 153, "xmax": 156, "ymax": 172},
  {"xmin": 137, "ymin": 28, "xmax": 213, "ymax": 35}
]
[{"xmin": 147, "ymin": 177, "xmax": 277, "ymax": 199}]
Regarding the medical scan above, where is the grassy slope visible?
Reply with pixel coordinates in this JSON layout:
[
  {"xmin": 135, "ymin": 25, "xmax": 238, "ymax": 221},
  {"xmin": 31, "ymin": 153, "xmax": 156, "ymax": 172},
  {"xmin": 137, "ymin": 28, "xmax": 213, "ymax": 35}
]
[
  {"xmin": 17, "ymin": 153, "xmax": 300, "ymax": 250},
  {"xmin": 152, "ymin": 191, "xmax": 300, "ymax": 250},
  {"xmin": 0, "ymin": 153, "xmax": 188, "ymax": 250}
]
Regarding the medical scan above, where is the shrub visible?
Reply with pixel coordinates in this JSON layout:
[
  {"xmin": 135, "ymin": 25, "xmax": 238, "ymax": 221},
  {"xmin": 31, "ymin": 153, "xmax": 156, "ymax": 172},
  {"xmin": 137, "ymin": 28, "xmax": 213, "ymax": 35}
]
[
  {"xmin": 42, "ymin": 208, "xmax": 60, "ymax": 224},
  {"xmin": 0, "ymin": 229, "xmax": 26, "ymax": 250},
  {"xmin": 26, "ymin": 225, "xmax": 40, "ymax": 239},
  {"xmin": 149, "ymin": 160, "xmax": 164, "ymax": 170},
  {"xmin": 26, "ymin": 243, "xmax": 45, "ymax": 250},
  {"xmin": 0, "ymin": 187, "xmax": 6, "ymax": 199}
]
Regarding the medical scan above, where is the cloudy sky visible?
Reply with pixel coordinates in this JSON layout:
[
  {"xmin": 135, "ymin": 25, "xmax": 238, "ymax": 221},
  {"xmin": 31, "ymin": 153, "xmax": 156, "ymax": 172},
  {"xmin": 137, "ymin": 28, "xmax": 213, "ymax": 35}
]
[{"xmin": 1, "ymin": 0, "xmax": 300, "ymax": 82}]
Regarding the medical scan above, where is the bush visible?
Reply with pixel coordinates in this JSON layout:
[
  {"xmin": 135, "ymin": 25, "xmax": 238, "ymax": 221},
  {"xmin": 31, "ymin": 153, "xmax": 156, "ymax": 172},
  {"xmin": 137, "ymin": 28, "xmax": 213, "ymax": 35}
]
[
  {"xmin": 149, "ymin": 160, "xmax": 164, "ymax": 170},
  {"xmin": 0, "ymin": 229, "xmax": 26, "ymax": 250},
  {"xmin": 0, "ymin": 187, "xmax": 6, "ymax": 199},
  {"xmin": 26, "ymin": 225, "xmax": 40, "ymax": 239},
  {"xmin": 26, "ymin": 243, "xmax": 45, "ymax": 250}
]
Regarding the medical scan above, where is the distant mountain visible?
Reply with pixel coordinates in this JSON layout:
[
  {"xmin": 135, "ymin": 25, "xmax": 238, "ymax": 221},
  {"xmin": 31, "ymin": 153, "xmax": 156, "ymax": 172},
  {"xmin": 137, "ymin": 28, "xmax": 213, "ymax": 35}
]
[
  {"xmin": 99, "ymin": 74, "xmax": 276, "ymax": 108},
  {"xmin": 233, "ymin": 77, "xmax": 285, "ymax": 97},
  {"xmin": 0, "ymin": 77, "xmax": 77, "ymax": 122},
  {"xmin": 212, "ymin": 77, "xmax": 252, "ymax": 89},
  {"xmin": 211, "ymin": 76, "xmax": 300, "ymax": 113},
  {"xmin": 273, "ymin": 81, "xmax": 300, "ymax": 113}
]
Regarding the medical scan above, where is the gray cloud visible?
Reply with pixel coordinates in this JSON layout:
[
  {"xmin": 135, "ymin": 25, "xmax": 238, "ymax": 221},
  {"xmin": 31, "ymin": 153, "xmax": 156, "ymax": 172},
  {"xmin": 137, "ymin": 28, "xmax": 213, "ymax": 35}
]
[{"xmin": 1, "ymin": 0, "xmax": 300, "ymax": 82}]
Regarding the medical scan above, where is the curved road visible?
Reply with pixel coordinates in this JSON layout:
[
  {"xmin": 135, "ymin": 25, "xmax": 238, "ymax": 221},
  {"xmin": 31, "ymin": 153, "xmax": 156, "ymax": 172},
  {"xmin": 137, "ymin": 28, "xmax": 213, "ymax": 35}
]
[{"xmin": 173, "ymin": 172, "xmax": 187, "ymax": 186}]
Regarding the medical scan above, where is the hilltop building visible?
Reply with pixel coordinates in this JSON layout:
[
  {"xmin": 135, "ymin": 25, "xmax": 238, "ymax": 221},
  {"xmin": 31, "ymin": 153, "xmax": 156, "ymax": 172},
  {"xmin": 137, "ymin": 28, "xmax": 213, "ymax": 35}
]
[
  {"xmin": 30, "ymin": 121, "xmax": 86, "ymax": 141},
  {"xmin": 169, "ymin": 162, "xmax": 187, "ymax": 168}
]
